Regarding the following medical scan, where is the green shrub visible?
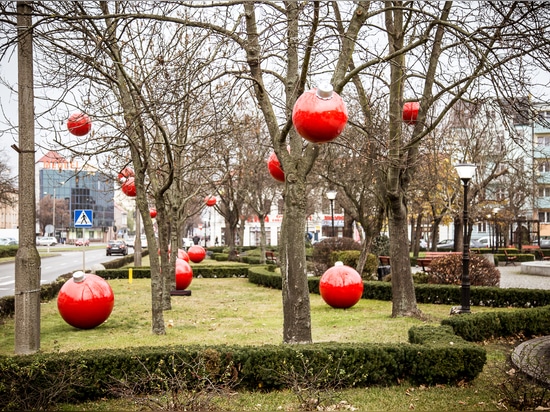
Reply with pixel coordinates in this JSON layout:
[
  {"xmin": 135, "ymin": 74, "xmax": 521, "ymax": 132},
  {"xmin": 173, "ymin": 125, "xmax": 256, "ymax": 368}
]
[
  {"xmin": 311, "ymin": 237, "xmax": 361, "ymax": 276},
  {"xmin": 428, "ymin": 254, "xmax": 500, "ymax": 286},
  {"xmin": 330, "ymin": 250, "xmax": 379, "ymax": 279},
  {"xmin": 371, "ymin": 235, "xmax": 389, "ymax": 257}
]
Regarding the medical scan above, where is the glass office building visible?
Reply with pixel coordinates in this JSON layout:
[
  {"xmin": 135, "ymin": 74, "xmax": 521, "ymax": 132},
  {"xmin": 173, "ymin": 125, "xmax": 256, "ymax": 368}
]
[{"xmin": 39, "ymin": 152, "xmax": 114, "ymax": 242}]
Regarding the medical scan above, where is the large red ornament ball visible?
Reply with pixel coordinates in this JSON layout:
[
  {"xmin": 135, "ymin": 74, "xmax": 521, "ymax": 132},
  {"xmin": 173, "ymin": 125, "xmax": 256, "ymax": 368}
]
[
  {"xmin": 149, "ymin": 208, "xmax": 157, "ymax": 218},
  {"xmin": 177, "ymin": 248, "xmax": 190, "ymax": 262},
  {"xmin": 292, "ymin": 84, "xmax": 348, "ymax": 144},
  {"xmin": 57, "ymin": 271, "xmax": 114, "ymax": 329},
  {"xmin": 118, "ymin": 167, "xmax": 135, "ymax": 183},
  {"xmin": 175, "ymin": 258, "xmax": 193, "ymax": 290},
  {"xmin": 319, "ymin": 262, "xmax": 364, "ymax": 309},
  {"xmin": 205, "ymin": 196, "xmax": 217, "ymax": 207},
  {"xmin": 267, "ymin": 152, "xmax": 285, "ymax": 182},
  {"xmin": 67, "ymin": 112, "xmax": 92, "ymax": 136},
  {"xmin": 403, "ymin": 101, "xmax": 420, "ymax": 125},
  {"xmin": 121, "ymin": 176, "xmax": 136, "ymax": 197},
  {"xmin": 187, "ymin": 245, "xmax": 206, "ymax": 263}
]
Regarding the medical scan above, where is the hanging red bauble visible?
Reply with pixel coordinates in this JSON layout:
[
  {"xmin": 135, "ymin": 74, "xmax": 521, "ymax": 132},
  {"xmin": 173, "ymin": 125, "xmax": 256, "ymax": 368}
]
[
  {"xmin": 175, "ymin": 258, "xmax": 193, "ymax": 290},
  {"xmin": 292, "ymin": 84, "xmax": 348, "ymax": 144},
  {"xmin": 187, "ymin": 245, "xmax": 206, "ymax": 263},
  {"xmin": 319, "ymin": 262, "xmax": 363, "ymax": 309},
  {"xmin": 205, "ymin": 196, "xmax": 217, "ymax": 207},
  {"xmin": 67, "ymin": 112, "xmax": 92, "ymax": 136},
  {"xmin": 403, "ymin": 101, "xmax": 420, "ymax": 125},
  {"xmin": 121, "ymin": 176, "xmax": 136, "ymax": 197},
  {"xmin": 57, "ymin": 271, "xmax": 114, "ymax": 329},
  {"xmin": 267, "ymin": 152, "xmax": 285, "ymax": 182},
  {"xmin": 149, "ymin": 208, "xmax": 157, "ymax": 218},
  {"xmin": 117, "ymin": 167, "xmax": 135, "ymax": 183},
  {"xmin": 177, "ymin": 248, "xmax": 190, "ymax": 262}
]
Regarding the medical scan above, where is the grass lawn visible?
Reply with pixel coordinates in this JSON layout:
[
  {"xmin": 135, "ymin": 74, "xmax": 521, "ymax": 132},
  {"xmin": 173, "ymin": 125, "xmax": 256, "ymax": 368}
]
[{"xmin": 1, "ymin": 270, "xmax": 534, "ymax": 411}]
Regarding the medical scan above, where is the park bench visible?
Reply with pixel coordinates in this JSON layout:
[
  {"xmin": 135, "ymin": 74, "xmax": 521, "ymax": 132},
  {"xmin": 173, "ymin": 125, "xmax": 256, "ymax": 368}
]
[
  {"xmin": 417, "ymin": 252, "xmax": 462, "ymax": 272},
  {"xmin": 265, "ymin": 251, "xmax": 277, "ymax": 264},
  {"xmin": 377, "ymin": 256, "xmax": 391, "ymax": 280},
  {"xmin": 521, "ymin": 244, "xmax": 550, "ymax": 261},
  {"xmin": 503, "ymin": 250, "xmax": 518, "ymax": 266}
]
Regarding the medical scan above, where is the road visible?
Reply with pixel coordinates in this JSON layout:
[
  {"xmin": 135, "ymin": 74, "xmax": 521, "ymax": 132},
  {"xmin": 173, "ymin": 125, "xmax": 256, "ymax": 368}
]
[{"xmin": 0, "ymin": 247, "xmax": 124, "ymax": 298}]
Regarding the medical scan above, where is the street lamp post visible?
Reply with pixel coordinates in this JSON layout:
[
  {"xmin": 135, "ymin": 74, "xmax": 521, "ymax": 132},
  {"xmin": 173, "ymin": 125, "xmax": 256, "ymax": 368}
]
[
  {"xmin": 326, "ymin": 190, "xmax": 337, "ymax": 237},
  {"xmin": 492, "ymin": 208, "xmax": 500, "ymax": 254},
  {"xmin": 454, "ymin": 163, "xmax": 476, "ymax": 315}
]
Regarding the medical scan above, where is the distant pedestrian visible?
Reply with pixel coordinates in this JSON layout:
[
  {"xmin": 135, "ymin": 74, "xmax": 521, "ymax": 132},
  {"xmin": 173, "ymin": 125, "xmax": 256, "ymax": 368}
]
[{"xmin": 193, "ymin": 235, "xmax": 200, "ymax": 245}]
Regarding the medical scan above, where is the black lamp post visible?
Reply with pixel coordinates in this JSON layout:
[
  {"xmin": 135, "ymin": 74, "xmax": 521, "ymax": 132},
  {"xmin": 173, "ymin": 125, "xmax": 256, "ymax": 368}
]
[
  {"xmin": 455, "ymin": 163, "xmax": 476, "ymax": 314},
  {"xmin": 326, "ymin": 190, "xmax": 337, "ymax": 237},
  {"xmin": 492, "ymin": 208, "xmax": 500, "ymax": 254}
]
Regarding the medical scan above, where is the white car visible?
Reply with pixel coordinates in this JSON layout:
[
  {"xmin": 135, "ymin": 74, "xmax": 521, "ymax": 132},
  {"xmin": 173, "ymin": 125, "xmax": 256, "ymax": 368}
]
[
  {"xmin": 182, "ymin": 238, "xmax": 194, "ymax": 248},
  {"xmin": 36, "ymin": 236, "xmax": 57, "ymax": 246}
]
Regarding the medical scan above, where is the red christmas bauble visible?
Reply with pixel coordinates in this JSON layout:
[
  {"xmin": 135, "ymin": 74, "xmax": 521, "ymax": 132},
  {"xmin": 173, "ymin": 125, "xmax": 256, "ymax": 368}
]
[
  {"xmin": 121, "ymin": 177, "xmax": 136, "ymax": 197},
  {"xmin": 118, "ymin": 167, "xmax": 135, "ymax": 183},
  {"xmin": 177, "ymin": 248, "xmax": 190, "ymax": 262},
  {"xmin": 319, "ymin": 262, "xmax": 363, "ymax": 309},
  {"xmin": 292, "ymin": 85, "xmax": 348, "ymax": 144},
  {"xmin": 187, "ymin": 245, "xmax": 206, "ymax": 263},
  {"xmin": 205, "ymin": 196, "xmax": 217, "ymax": 207},
  {"xmin": 149, "ymin": 208, "xmax": 157, "ymax": 218},
  {"xmin": 403, "ymin": 101, "xmax": 420, "ymax": 125},
  {"xmin": 67, "ymin": 112, "xmax": 92, "ymax": 136},
  {"xmin": 175, "ymin": 258, "xmax": 193, "ymax": 290},
  {"xmin": 267, "ymin": 152, "xmax": 285, "ymax": 182},
  {"xmin": 57, "ymin": 272, "xmax": 114, "ymax": 329}
]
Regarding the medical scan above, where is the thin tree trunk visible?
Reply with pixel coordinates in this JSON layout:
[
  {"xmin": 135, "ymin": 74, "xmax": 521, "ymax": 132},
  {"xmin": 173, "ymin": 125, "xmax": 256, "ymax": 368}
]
[{"xmin": 14, "ymin": 1, "xmax": 41, "ymax": 354}]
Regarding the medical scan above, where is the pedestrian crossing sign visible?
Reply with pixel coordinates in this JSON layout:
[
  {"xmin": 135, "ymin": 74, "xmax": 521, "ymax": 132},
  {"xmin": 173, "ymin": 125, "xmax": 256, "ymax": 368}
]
[{"xmin": 74, "ymin": 209, "xmax": 93, "ymax": 228}]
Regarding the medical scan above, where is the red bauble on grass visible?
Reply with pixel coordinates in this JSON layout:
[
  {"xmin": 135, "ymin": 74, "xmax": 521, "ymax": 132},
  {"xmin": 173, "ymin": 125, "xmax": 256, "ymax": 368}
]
[
  {"xmin": 187, "ymin": 245, "xmax": 206, "ymax": 263},
  {"xmin": 319, "ymin": 262, "xmax": 363, "ymax": 309},
  {"xmin": 67, "ymin": 112, "xmax": 92, "ymax": 136},
  {"xmin": 57, "ymin": 271, "xmax": 114, "ymax": 329},
  {"xmin": 267, "ymin": 152, "xmax": 285, "ymax": 182},
  {"xmin": 292, "ymin": 84, "xmax": 348, "ymax": 144},
  {"xmin": 205, "ymin": 196, "xmax": 217, "ymax": 207},
  {"xmin": 175, "ymin": 258, "xmax": 193, "ymax": 290},
  {"xmin": 121, "ymin": 177, "xmax": 136, "ymax": 197},
  {"xmin": 403, "ymin": 101, "xmax": 420, "ymax": 125}
]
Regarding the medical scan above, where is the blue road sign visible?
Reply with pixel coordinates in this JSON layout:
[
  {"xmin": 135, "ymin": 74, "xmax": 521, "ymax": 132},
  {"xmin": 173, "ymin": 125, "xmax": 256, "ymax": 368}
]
[{"xmin": 74, "ymin": 209, "xmax": 93, "ymax": 228}]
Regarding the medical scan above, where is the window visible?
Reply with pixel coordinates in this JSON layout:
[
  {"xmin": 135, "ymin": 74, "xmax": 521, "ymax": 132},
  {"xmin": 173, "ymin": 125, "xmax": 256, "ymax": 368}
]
[
  {"xmin": 538, "ymin": 159, "xmax": 550, "ymax": 173},
  {"xmin": 539, "ymin": 187, "xmax": 550, "ymax": 197},
  {"xmin": 538, "ymin": 136, "xmax": 550, "ymax": 147},
  {"xmin": 539, "ymin": 211, "xmax": 550, "ymax": 223}
]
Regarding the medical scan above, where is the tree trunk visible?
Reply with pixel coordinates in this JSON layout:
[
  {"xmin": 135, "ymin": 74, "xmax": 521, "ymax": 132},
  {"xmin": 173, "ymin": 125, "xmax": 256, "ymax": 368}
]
[
  {"xmin": 388, "ymin": 198, "xmax": 421, "ymax": 317},
  {"xmin": 14, "ymin": 1, "xmax": 41, "ymax": 354},
  {"xmin": 280, "ymin": 179, "xmax": 311, "ymax": 344}
]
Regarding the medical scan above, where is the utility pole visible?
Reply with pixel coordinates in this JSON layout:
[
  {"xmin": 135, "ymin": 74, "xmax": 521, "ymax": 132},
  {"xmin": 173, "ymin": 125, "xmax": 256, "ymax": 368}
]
[{"xmin": 14, "ymin": 2, "xmax": 41, "ymax": 354}]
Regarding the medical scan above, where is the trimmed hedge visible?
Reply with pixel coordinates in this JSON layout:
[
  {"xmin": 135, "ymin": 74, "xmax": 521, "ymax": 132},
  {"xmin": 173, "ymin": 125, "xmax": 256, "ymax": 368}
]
[
  {"xmin": 0, "ymin": 331, "xmax": 486, "ymax": 410},
  {"xmin": 96, "ymin": 264, "xmax": 249, "ymax": 279},
  {"xmin": 441, "ymin": 305, "xmax": 550, "ymax": 342},
  {"xmin": 248, "ymin": 267, "xmax": 550, "ymax": 308}
]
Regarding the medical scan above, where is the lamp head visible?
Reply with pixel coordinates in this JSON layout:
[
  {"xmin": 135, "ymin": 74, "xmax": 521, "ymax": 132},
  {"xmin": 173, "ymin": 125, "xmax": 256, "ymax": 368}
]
[
  {"xmin": 454, "ymin": 163, "xmax": 476, "ymax": 183},
  {"xmin": 326, "ymin": 190, "xmax": 337, "ymax": 201}
]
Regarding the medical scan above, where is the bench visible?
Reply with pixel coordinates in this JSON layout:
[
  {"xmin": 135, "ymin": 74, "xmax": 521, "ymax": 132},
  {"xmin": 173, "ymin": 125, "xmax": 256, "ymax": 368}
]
[
  {"xmin": 417, "ymin": 252, "xmax": 462, "ymax": 272},
  {"xmin": 266, "ymin": 251, "xmax": 277, "ymax": 264},
  {"xmin": 377, "ymin": 256, "xmax": 391, "ymax": 280},
  {"xmin": 521, "ymin": 245, "xmax": 550, "ymax": 261},
  {"xmin": 503, "ymin": 250, "xmax": 517, "ymax": 266}
]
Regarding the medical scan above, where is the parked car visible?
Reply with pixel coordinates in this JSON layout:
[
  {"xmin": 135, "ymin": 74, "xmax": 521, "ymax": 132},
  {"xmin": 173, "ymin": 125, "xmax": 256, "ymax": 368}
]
[
  {"xmin": 540, "ymin": 239, "xmax": 550, "ymax": 249},
  {"xmin": 106, "ymin": 240, "xmax": 128, "ymax": 256},
  {"xmin": 437, "ymin": 238, "xmax": 483, "ymax": 250},
  {"xmin": 36, "ymin": 236, "xmax": 58, "ymax": 246},
  {"xmin": 126, "ymin": 235, "xmax": 148, "ymax": 249},
  {"xmin": 476, "ymin": 236, "xmax": 492, "ymax": 248},
  {"xmin": 75, "ymin": 238, "xmax": 90, "ymax": 246}
]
